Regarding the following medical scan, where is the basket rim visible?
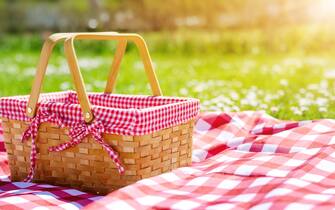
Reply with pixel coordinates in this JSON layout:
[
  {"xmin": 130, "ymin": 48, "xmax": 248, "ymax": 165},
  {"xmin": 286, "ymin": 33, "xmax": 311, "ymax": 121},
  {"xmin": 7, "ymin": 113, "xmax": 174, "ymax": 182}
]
[
  {"xmin": 0, "ymin": 90, "xmax": 199, "ymax": 107},
  {"xmin": 0, "ymin": 91, "xmax": 200, "ymax": 136}
]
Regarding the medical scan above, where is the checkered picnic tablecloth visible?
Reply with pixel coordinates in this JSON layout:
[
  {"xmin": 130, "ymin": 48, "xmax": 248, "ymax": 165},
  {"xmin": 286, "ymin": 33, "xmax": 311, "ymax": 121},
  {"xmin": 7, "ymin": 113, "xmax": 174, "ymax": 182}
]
[{"xmin": 1, "ymin": 111, "xmax": 335, "ymax": 209}]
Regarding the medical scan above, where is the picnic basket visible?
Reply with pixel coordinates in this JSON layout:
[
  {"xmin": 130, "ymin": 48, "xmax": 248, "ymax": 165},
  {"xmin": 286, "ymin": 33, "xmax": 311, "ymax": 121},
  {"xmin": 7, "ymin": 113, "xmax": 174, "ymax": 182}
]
[{"xmin": 0, "ymin": 32, "xmax": 200, "ymax": 194}]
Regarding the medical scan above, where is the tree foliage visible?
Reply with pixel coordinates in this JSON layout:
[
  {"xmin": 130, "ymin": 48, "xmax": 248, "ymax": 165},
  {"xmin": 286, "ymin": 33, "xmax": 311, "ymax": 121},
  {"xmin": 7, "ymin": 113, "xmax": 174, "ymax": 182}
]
[{"xmin": 0, "ymin": 0, "xmax": 326, "ymax": 33}]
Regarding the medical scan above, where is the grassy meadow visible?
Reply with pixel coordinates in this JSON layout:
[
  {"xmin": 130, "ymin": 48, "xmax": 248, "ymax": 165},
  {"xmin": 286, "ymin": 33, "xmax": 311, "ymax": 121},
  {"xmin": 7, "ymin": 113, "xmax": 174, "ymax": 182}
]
[{"xmin": 1, "ymin": 26, "xmax": 335, "ymax": 120}]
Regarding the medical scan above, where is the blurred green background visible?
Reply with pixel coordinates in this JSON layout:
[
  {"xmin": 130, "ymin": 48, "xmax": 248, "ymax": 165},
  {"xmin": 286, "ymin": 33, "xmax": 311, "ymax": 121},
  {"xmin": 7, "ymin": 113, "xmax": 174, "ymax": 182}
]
[{"xmin": 1, "ymin": 0, "xmax": 335, "ymax": 120}]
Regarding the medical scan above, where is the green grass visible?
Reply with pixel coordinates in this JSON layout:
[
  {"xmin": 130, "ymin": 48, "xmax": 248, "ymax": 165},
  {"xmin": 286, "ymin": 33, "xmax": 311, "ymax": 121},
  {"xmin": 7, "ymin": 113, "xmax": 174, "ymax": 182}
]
[{"xmin": 1, "ymin": 28, "xmax": 335, "ymax": 120}]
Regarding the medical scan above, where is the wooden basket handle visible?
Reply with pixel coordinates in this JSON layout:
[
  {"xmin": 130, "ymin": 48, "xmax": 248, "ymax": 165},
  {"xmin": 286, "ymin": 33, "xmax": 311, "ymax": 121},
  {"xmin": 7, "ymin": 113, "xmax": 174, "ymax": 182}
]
[{"xmin": 26, "ymin": 32, "xmax": 162, "ymax": 123}]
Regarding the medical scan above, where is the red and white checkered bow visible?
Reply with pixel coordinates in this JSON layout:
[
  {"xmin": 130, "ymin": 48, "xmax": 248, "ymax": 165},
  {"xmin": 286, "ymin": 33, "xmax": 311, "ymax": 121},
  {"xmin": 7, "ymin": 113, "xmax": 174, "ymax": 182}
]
[
  {"xmin": 22, "ymin": 103, "xmax": 124, "ymax": 182},
  {"xmin": 22, "ymin": 103, "xmax": 61, "ymax": 182},
  {"xmin": 48, "ymin": 120, "xmax": 125, "ymax": 174}
]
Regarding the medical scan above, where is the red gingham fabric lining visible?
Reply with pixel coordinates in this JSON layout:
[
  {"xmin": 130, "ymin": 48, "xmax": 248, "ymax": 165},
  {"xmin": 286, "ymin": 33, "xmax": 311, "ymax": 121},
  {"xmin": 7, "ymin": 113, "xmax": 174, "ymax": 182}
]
[
  {"xmin": 0, "ymin": 91, "xmax": 200, "ymax": 136},
  {"xmin": 2, "ymin": 111, "xmax": 335, "ymax": 209}
]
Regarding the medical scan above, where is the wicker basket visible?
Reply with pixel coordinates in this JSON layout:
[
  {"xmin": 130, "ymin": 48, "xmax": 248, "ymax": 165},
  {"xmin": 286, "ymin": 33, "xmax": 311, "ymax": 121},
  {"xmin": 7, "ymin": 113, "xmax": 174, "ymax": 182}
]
[{"xmin": 0, "ymin": 32, "xmax": 200, "ymax": 195}]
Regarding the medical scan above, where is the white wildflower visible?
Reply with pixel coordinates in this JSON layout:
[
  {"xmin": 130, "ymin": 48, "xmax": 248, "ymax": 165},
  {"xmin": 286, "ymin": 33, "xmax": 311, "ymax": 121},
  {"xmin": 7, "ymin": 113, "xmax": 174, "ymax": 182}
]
[
  {"xmin": 300, "ymin": 106, "xmax": 309, "ymax": 112},
  {"xmin": 298, "ymin": 98, "xmax": 312, "ymax": 107},
  {"xmin": 320, "ymin": 80, "xmax": 328, "ymax": 89},
  {"xmin": 279, "ymin": 79, "xmax": 288, "ymax": 87},
  {"xmin": 179, "ymin": 88, "xmax": 189, "ymax": 95},
  {"xmin": 229, "ymin": 91, "xmax": 239, "ymax": 100},
  {"xmin": 23, "ymin": 67, "xmax": 36, "ymax": 76},
  {"xmin": 299, "ymin": 89, "xmax": 307, "ymax": 94},
  {"xmin": 277, "ymin": 90, "xmax": 285, "ymax": 96},
  {"xmin": 271, "ymin": 106, "xmax": 279, "ymax": 113},
  {"xmin": 283, "ymin": 58, "xmax": 302, "ymax": 68},
  {"xmin": 307, "ymin": 84, "xmax": 319, "ymax": 90},
  {"xmin": 260, "ymin": 104, "xmax": 268, "ymax": 109},
  {"xmin": 315, "ymin": 98, "xmax": 328, "ymax": 107},
  {"xmin": 324, "ymin": 69, "xmax": 335, "ymax": 79},
  {"xmin": 133, "ymin": 61, "xmax": 143, "ymax": 70},
  {"xmin": 319, "ymin": 107, "xmax": 327, "ymax": 113},
  {"xmin": 60, "ymin": 82, "xmax": 71, "ymax": 90},
  {"xmin": 15, "ymin": 54, "xmax": 24, "ymax": 62},
  {"xmin": 291, "ymin": 107, "xmax": 303, "ymax": 116},
  {"xmin": 86, "ymin": 84, "xmax": 93, "ymax": 91},
  {"xmin": 272, "ymin": 64, "xmax": 282, "ymax": 73},
  {"xmin": 294, "ymin": 110, "xmax": 303, "ymax": 115},
  {"xmin": 232, "ymin": 106, "xmax": 240, "ymax": 112},
  {"xmin": 79, "ymin": 58, "xmax": 103, "ymax": 69}
]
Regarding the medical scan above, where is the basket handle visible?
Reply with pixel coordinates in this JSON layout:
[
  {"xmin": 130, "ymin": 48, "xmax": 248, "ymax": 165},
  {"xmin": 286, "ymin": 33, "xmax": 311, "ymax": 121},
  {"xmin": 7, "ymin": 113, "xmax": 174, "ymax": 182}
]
[{"xmin": 26, "ymin": 32, "xmax": 162, "ymax": 123}]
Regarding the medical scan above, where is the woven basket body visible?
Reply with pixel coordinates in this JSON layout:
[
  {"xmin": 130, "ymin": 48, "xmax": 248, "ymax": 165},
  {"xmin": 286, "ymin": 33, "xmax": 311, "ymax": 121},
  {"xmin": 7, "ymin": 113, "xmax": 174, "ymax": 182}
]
[
  {"xmin": 0, "ymin": 91, "xmax": 199, "ymax": 195},
  {"xmin": 2, "ymin": 118, "xmax": 194, "ymax": 194}
]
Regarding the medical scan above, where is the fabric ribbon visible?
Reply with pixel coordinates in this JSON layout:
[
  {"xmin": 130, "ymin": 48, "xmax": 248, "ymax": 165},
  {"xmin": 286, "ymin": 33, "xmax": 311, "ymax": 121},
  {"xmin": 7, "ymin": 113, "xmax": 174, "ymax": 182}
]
[
  {"xmin": 22, "ymin": 104, "xmax": 124, "ymax": 182},
  {"xmin": 48, "ymin": 120, "xmax": 125, "ymax": 174}
]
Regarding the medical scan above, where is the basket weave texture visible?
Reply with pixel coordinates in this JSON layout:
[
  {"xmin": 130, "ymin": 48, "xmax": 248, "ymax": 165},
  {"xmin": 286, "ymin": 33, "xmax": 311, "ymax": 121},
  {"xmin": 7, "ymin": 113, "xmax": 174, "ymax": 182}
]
[
  {"xmin": 0, "ymin": 91, "xmax": 199, "ymax": 194},
  {"xmin": 2, "ymin": 118, "xmax": 194, "ymax": 194}
]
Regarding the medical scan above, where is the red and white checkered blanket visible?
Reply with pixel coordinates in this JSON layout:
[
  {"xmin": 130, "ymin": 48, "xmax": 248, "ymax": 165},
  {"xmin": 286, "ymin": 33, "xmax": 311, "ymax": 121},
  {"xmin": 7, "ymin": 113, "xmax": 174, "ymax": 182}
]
[{"xmin": 1, "ymin": 111, "xmax": 335, "ymax": 209}]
